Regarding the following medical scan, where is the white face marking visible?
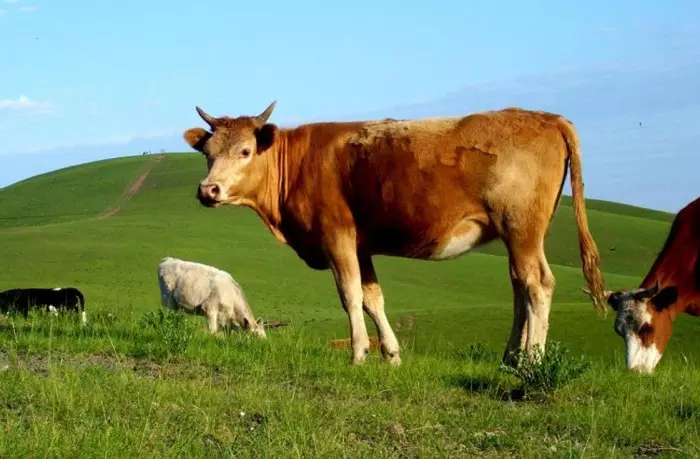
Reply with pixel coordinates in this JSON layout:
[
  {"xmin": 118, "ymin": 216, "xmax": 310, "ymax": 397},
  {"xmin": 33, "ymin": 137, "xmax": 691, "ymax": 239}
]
[
  {"xmin": 431, "ymin": 222, "xmax": 483, "ymax": 260},
  {"xmin": 625, "ymin": 334, "xmax": 662, "ymax": 374},
  {"xmin": 610, "ymin": 291, "xmax": 662, "ymax": 373}
]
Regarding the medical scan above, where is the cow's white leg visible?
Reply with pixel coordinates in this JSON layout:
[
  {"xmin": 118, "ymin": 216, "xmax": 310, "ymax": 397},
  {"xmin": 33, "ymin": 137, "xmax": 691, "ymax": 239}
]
[
  {"xmin": 160, "ymin": 291, "xmax": 170, "ymax": 309},
  {"xmin": 325, "ymin": 235, "xmax": 371, "ymax": 365},
  {"xmin": 511, "ymin": 247, "xmax": 555, "ymax": 359},
  {"xmin": 529, "ymin": 253, "xmax": 555, "ymax": 352},
  {"xmin": 360, "ymin": 256, "xmax": 401, "ymax": 365},
  {"xmin": 205, "ymin": 305, "xmax": 219, "ymax": 335}
]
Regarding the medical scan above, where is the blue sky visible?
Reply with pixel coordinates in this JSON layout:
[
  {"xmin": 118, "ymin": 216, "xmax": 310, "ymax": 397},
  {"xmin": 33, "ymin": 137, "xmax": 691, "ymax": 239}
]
[{"xmin": 1, "ymin": 0, "xmax": 698, "ymax": 211}]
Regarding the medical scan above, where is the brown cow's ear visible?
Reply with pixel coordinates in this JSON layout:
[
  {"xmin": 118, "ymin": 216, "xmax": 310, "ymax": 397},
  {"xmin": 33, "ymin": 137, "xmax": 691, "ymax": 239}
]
[
  {"xmin": 651, "ymin": 286, "xmax": 678, "ymax": 311},
  {"xmin": 255, "ymin": 123, "xmax": 278, "ymax": 153},
  {"xmin": 183, "ymin": 127, "xmax": 211, "ymax": 152},
  {"xmin": 633, "ymin": 280, "xmax": 660, "ymax": 301}
]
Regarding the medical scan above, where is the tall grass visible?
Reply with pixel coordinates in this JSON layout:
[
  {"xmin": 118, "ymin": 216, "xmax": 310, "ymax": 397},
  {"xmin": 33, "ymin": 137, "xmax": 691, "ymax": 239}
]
[{"xmin": 0, "ymin": 311, "xmax": 699, "ymax": 457}]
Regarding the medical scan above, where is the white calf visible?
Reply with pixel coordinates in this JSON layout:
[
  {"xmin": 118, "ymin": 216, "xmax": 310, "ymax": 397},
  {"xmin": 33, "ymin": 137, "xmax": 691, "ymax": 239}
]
[{"xmin": 157, "ymin": 257, "xmax": 266, "ymax": 338}]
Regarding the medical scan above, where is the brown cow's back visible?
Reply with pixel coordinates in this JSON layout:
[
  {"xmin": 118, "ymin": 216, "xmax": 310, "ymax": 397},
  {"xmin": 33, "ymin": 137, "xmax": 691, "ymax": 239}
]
[
  {"xmin": 281, "ymin": 109, "xmax": 570, "ymax": 260},
  {"xmin": 641, "ymin": 197, "xmax": 700, "ymax": 315}
]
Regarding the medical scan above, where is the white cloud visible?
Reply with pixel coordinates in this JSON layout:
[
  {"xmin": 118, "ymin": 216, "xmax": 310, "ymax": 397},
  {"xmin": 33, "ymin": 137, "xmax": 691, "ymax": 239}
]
[{"xmin": 0, "ymin": 95, "xmax": 54, "ymax": 115}]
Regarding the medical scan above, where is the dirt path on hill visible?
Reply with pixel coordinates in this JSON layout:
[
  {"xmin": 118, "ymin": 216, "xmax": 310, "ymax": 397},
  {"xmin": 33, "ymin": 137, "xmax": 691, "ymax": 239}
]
[{"xmin": 97, "ymin": 154, "xmax": 165, "ymax": 220}]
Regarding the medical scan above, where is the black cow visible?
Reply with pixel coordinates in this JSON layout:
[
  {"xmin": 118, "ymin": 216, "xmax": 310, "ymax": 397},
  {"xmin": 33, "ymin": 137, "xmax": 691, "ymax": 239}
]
[{"xmin": 0, "ymin": 287, "xmax": 86, "ymax": 324}]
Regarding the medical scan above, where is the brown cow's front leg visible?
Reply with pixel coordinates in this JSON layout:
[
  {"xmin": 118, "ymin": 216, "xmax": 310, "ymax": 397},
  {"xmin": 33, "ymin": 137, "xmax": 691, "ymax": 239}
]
[
  {"xmin": 359, "ymin": 255, "xmax": 401, "ymax": 365},
  {"xmin": 325, "ymin": 235, "xmax": 371, "ymax": 365}
]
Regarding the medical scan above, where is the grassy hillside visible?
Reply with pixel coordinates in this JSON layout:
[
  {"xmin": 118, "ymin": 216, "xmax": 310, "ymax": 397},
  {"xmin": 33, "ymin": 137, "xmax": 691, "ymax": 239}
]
[{"xmin": 0, "ymin": 153, "xmax": 697, "ymax": 457}]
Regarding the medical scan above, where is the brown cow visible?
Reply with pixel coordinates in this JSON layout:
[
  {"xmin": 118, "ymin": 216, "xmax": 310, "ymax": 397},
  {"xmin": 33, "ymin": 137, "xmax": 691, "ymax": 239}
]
[
  {"xmin": 598, "ymin": 196, "xmax": 700, "ymax": 373},
  {"xmin": 183, "ymin": 101, "xmax": 607, "ymax": 366}
]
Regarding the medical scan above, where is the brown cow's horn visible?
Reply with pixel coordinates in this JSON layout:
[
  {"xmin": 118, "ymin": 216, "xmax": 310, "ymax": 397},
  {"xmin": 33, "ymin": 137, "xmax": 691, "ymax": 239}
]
[
  {"xmin": 255, "ymin": 100, "xmax": 277, "ymax": 126},
  {"xmin": 195, "ymin": 106, "xmax": 216, "ymax": 127}
]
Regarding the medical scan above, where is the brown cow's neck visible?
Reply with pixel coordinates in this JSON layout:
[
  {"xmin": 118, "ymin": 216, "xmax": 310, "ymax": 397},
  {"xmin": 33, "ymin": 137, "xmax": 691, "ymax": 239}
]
[
  {"xmin": 246, "ymin": 127, "xmax": 308, "ymax": 245},
  {"xmin": 277, "ymin": 127, "xmax": 307, "ymax": 201},
  {"xmin": 637, "ymin": 206, "xmax": 700, "ymax": 318}
]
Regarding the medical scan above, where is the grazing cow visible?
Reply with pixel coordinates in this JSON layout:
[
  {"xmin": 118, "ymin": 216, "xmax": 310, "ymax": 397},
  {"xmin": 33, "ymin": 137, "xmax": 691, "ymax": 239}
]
[
  {"xmin": 183, "ymin": 101, "xmax": 607, "ymax": 365},
  {"xmin": 598, "ymin": 196, "xmax": 700, "ymax": 373},
  {"xmin": 0, "ymin": 287, "xmax": 86, "ymax": 325},
  {"xmin": 157, "ymin": 257, "xmax": 266, "ymax": 338}
]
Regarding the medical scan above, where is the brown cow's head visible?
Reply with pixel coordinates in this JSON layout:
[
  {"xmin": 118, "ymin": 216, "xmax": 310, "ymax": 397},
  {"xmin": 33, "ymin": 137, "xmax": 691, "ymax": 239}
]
[
  {"xmin": 183, "ymin": 101, "xmax": 278, "ymax": 207},
  {"xmin": 603, "ymin": 281, "xmax": 678, "ymax": 374}
]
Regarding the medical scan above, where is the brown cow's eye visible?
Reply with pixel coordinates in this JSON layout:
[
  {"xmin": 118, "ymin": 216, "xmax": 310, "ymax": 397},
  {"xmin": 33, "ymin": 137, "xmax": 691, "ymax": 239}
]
[{"xmin": 241, "ymin": 149, "xmax": 250, "ymax": 157}]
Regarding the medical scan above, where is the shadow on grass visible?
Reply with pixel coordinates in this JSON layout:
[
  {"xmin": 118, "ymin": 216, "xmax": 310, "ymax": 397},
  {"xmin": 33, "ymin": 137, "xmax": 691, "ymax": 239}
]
[
  {"xmin": 446, "ymin": 375, "xmax": 526, "ymax": 402},
  {"xmin": 0, "ymin": 321, "xmax": 138, "ymax": 342},
  {"xmin": 675, "ymin": 404, "xmax": 700, "ymax": 421}
]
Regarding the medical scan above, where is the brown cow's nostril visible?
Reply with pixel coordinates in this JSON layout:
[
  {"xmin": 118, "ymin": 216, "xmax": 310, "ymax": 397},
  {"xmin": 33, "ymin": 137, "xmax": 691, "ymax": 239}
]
[
  {"xmin": 199, "ymin": 183, "xmax": 220, "ymax": 199},
  {"xmin": 197, "ymin": 183, "xmax": 222, "ymax": 206}
]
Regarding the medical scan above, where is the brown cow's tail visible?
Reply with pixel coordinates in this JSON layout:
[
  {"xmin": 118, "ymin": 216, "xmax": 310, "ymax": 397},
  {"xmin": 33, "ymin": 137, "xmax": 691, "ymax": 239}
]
[{"xmin": 560, "ymin": 119, "xmax": 608, "ymax": 316}]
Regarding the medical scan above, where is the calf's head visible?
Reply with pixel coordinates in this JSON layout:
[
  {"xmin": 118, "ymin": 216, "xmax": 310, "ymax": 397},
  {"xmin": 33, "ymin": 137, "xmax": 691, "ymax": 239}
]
[
  {"xmin": 247, "ymin": 317, "xmax": 267, "ymax": 339},
  {"xmin": 604, "ymin": 281, "xmax": 678, "ymax": 374},
  {"xmin": 183, "ymin": 101, "xmax": 279, "ymax": 207}
]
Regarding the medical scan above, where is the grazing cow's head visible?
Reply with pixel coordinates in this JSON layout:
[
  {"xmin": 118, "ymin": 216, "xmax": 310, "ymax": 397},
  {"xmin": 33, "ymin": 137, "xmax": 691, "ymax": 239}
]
[
  {"xmin": 247, "ymin": 317, "xmax": 267, "ymax": 339},
  {"xmin": 183, "ymin": 102, "xmax": 279, "ymax": 208},
  {"xmin": 603, "ymin": 280, "xmax": 678, "ymax": 374}
]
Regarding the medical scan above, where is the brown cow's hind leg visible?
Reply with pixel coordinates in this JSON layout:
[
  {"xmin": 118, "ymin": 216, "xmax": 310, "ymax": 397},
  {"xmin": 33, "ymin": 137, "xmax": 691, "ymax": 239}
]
[
  {"xmin": 506, "ymin": 242, "xmax": 555, "ymax": 361},
  {"xmin": 502, "ymin": 260, "xmax": 529, "ymax": 366},
  {"xmin": 359, "ymin": 255, "xmax": 401, "ymax": 365}
]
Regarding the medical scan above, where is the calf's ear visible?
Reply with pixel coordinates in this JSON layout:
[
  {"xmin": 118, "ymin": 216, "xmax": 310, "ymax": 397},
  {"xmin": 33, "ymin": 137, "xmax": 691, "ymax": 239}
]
[
  {"xmin": 183, "ymin": 127, "xmax": 211, "ymax": 152},
  {"xmin": 651, "ymin": 286, "xmax": 678, "ymax": 311}
]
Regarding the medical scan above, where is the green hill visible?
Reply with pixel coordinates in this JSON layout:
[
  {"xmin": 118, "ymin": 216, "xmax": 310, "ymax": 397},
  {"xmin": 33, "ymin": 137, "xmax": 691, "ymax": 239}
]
[
  {"xmin": 2, "ymin": 152, "xmax": 699, "ymax": 457},
  {"xmin": 0, "ymin": 152, "xmax": 684, "ymax": 353}
]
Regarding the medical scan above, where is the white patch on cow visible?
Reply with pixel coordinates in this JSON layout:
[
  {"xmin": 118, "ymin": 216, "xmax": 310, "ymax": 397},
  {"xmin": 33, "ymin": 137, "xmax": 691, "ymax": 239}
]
[
  {"xmin": 613, "ymin": 294, "xmax": 663, "ymax": 373},
  {"xmin": 625, "ymin": 334, "xmax": 662, "ymax": 374},
  {"xmin": 48, "ymin": 305, "xmax": 58, "ymax": 316},
  {"xmin": 431, "ymin": 221, "xmax": 483, "ymax": 260},
  {"xmin": 626, "ymin": 303, "xmax": 660, "ymax": 373},
  {"xmin": 52, "ymin": 288, "xmax": 61, "ymax": 291},
  {"xmin": 636, "ymin": 305, "xmax": 652, "ymax": 326},
  {"xmin": 81, "ymin": 311, "xmax": 87, "ymax": 326}
]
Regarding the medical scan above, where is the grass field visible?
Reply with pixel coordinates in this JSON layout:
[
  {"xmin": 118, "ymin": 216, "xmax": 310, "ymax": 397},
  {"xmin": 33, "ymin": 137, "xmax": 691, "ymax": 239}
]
[{"xmin": 0, "ymin": 152, "xmax": 697, "ymax": 457}]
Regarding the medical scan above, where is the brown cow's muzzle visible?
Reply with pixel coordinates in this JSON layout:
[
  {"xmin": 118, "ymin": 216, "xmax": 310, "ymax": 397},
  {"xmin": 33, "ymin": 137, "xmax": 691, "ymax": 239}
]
[{"xmin": 197, "ymin": 183, "xmax": 222, "ymax": 207}]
